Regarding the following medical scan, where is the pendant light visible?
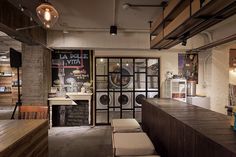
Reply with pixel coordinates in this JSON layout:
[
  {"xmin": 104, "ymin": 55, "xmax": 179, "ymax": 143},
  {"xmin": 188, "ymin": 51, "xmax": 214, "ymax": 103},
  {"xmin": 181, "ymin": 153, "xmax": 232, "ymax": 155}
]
[{"xmin": 36, "ymin": 0, "xmax": 59, "ymax": 28}]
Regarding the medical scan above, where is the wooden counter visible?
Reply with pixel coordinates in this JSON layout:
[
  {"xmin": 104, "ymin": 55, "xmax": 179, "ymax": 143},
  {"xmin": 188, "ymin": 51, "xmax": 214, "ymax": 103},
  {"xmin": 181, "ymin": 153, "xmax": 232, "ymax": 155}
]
[
  {"xmin": 142, "ymin": 98, "xmax": 236, "ymax": 157},
  {"xmin": 48, "ymin": 92, "xmax": 93, "ymax": 126},
  {"xmin": 0, "ymin": 120, "xmax": 48, "ymax": 157}
]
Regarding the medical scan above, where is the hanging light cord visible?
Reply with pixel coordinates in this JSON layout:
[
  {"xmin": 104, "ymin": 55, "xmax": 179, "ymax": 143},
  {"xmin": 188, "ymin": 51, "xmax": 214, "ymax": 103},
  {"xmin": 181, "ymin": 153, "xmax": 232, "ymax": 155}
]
[{"xmin": 113, "ymin": 0, "xmax": 116, "ymax": 25}]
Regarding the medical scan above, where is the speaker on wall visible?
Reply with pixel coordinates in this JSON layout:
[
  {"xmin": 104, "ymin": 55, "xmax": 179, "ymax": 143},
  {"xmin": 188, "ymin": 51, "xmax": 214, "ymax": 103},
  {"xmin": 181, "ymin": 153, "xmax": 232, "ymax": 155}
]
[{"xmin": 10, "ymin": 48, "xmax": 22, "ymax": 68}]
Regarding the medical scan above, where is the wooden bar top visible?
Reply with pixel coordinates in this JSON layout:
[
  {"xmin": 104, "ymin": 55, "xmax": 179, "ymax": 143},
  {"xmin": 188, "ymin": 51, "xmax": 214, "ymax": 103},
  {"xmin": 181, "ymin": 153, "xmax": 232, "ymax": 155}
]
[
  {"xmin": 0, "ymin": 120, "xmax": 48, "ymax": 157},
  {"xmin": 142, "ymin": 98, "xmax": 236, "ymax": 157}
]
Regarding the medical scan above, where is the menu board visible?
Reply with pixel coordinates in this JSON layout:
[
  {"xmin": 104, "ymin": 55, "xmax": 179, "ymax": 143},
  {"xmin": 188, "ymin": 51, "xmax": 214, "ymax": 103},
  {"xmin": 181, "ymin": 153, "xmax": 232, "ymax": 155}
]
[{"xmin": 52, "ymin": 50, "xmax": 92, "ymax": 87}]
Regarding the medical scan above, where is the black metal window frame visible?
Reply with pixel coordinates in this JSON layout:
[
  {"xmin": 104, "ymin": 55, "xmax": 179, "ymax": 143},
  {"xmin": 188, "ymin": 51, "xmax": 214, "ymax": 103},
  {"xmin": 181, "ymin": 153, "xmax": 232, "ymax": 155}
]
[{"xmin": 95, "ymin": 57, "xmax": 160, "ymax": 125}]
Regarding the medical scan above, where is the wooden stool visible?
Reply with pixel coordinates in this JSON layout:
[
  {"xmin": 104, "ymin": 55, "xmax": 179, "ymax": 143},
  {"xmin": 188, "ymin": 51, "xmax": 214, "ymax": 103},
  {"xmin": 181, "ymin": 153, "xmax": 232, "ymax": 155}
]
[
  {"xmin": 112, "ymin": 132, "xmax": 155, "ymax": 156},
  {"xmin": 111, "ymin": 119, "xmax": 142, "ymax": 133}
]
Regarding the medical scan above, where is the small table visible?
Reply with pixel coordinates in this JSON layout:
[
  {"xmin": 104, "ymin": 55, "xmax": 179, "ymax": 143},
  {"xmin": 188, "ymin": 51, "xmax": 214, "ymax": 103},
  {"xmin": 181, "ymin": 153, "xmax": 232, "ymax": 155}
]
[
  {"xmin": 48, "ymin": 92, "xmax": 93, "ymax": 127},
  {"xmin": 0, "ymin": 120, "xmax": 48, "ymax": 157}
]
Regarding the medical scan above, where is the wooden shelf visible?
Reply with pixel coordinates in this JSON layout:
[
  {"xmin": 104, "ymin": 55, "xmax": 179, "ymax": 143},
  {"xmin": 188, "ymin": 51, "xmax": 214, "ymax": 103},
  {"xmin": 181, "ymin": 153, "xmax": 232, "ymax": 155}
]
[
  {"xmin": 0, "ymin": 75, "xmax": 12, "ymax": 77},
  {"xmin": 12, "ymin": 85, "xmax": 22, "ymax": 88},
  {"xmin": 0, "ymin": 64, "xmax": 22, "ymax": 106},
  {"xmin": 150, "ymin": 0, "xmax": 236, "ymax": 49},
  {"xmin": 151, "ymin": 0, "xmax": 188, "ymax": 35},
  {"xmin": 0, "ymin": 91, "xmax": 12, "ymax": 94}
]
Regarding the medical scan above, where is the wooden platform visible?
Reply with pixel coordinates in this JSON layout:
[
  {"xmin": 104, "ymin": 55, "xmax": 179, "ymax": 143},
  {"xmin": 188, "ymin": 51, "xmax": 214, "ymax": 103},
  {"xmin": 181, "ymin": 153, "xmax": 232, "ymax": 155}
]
[
  {"xmin": 142, "ymin": 98, "xmax": 236, "ymax": 157},
  {"xmin": 0, "ymin": 120, "xmax": 48, "ymax": 157}
]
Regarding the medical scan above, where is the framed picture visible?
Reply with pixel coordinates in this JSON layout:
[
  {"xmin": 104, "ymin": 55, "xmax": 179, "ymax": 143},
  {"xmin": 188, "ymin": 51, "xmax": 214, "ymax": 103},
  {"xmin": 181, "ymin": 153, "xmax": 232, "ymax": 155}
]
[{"xmin": 178, "ymin": 53, "xmax": 198, "ymax": 83}]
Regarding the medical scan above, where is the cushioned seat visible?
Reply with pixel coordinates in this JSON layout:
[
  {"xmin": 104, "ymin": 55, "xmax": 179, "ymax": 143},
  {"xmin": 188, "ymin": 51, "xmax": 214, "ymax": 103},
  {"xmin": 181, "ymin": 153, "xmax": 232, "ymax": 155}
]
[
  {"xmin": 113, "ymin": 132, "xmax": 155, "ymax": 156},
  {"xmin": 111, "ymin": 119, "xmax": 142, "ymax": 133},
  {"xmin": 122, "ymin": 155, "xmax": 161, "ymax": 157}
]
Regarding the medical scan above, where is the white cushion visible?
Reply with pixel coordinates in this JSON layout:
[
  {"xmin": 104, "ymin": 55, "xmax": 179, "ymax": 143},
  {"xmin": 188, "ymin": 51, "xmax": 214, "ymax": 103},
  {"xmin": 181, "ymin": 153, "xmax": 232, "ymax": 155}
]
[
  {"xmin": 111, "ymin": 119, "xmax": 142, "ymax": 132},
  {"xmin": 113, "ymin": 132, "xmax": 155, "ymax": 156},
  {"xmin": 122, "ymin": 155, "xmax": 161, "ymax": 157}
]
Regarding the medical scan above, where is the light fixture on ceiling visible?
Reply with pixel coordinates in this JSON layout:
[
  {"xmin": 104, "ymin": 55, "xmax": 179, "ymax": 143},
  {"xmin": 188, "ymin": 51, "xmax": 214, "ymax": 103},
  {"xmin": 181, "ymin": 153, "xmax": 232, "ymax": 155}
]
[
  {"xmin": 182, "ymin": 39, "xmax": 187, "ymax": 46},
  {"xmin": 122, "ymin": 2, "xmax": 167, "ymax": 10},
  {"xmin": 110, "ymin": 25, "xmax": 117, "ymax": 36},
  {"xmin": 36, "ymin": 1, "xmax": 59, "ymax": 29}
]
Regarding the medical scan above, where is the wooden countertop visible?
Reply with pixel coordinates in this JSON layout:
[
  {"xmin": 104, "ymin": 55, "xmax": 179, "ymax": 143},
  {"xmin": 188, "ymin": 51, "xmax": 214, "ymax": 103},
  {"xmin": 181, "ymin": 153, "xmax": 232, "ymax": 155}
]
[
  {"xmin": 143, "ymin": 98, "xmax": 236, "ymax": 156},
  {"xmin": 0, "ymin": 120, "xmax": 48, "ymax": 157},
  {"xmin": 66, "ymin": 92, "xmax": 93, "ymax": 96},
  {"xmin": 48, "ymin": 97, "xmax": 71, "ymax": 101}
]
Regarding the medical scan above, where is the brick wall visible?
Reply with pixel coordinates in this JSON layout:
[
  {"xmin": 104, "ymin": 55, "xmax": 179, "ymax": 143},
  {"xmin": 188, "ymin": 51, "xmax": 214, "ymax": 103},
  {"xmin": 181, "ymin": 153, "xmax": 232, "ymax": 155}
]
[{"xmin": 52, "ymin": 101, "xmax": 89, "ymax": 126}]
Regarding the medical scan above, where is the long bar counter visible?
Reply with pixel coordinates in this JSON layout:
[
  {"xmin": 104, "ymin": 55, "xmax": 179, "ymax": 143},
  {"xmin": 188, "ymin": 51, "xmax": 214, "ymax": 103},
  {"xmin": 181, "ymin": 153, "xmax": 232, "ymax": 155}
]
[{"xmin": 142, "ymin": 98, "xmax": 236, "ymax": 157}]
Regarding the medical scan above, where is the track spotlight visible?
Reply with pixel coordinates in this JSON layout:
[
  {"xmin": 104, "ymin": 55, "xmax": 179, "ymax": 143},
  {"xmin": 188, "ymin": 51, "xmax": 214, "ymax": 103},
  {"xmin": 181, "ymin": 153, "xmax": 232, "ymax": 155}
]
[
  {"xmin": 182, "ymin": 39, "xmax": 187, "ymax": 46},
  {"xmin": 110, "ymin": 25, "xmax": 117, "ymax": 36}
]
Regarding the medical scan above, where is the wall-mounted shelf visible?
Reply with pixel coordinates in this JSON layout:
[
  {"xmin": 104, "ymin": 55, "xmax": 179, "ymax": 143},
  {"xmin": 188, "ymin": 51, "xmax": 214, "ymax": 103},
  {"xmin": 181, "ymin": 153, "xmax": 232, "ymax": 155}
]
[
  {"xmin": 0, "ymin": 75, "xmax": 12, "ymax": 77},
  {"xmin": 0, "ymin": 91, "xmax": 12, "ymax": 94},
  {"xmin": 0, "ymin": 65, "xmax": 22, "ymax": 106},
  {"xmin": 150, "ymin": 0, "xmax": 236, "ymax": 49}
]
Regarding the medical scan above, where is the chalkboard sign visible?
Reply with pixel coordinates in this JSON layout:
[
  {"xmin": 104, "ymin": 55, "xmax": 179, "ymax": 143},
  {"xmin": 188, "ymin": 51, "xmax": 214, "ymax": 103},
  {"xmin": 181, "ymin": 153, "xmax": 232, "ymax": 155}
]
[{"xmin": 51, "ymin": 50, "xmax": 93, "ymax": 89}]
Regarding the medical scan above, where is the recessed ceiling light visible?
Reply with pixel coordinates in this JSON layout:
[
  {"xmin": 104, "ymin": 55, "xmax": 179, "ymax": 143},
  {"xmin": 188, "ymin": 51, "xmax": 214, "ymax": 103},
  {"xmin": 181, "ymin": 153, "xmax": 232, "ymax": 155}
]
[{"xmin": 63, "ymin": 30, "xmax": 69, "ymax": 34}]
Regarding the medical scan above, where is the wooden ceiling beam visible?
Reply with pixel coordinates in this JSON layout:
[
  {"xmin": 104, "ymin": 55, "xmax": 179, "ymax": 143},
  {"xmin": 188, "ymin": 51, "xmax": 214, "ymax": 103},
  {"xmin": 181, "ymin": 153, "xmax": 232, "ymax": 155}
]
[{"xmin": 0, "ymin": 0, "xmax": 46, "ymax": 46}]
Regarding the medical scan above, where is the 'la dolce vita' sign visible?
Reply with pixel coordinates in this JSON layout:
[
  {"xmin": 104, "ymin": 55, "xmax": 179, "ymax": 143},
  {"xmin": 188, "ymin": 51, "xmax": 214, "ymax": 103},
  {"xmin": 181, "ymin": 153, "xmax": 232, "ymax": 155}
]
[
  {"xmin": 51, "ymin": 50, "xmax": 92, "ymax": 84},
  {"xmin": 59, "ymin": 53, "xmax": 89, "ymax": 66}
]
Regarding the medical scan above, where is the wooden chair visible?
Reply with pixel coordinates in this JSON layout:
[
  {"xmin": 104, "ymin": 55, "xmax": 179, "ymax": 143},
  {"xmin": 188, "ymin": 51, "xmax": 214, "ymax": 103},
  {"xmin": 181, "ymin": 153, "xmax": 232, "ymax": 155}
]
[{"xmin": 18, "ymin": 105, "xmax": 48, "ymax": 119}]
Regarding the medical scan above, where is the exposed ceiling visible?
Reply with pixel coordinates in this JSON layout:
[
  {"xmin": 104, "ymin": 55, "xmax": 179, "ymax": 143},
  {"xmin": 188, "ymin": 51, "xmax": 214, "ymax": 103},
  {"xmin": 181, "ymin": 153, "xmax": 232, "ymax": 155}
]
[
  {"xmin": 8, "ymin": 0, "xmax": 163, "ymax": 32},
  {"xmin": 0, "ymin": 31, "xmax": 21, "ymax": 52}
]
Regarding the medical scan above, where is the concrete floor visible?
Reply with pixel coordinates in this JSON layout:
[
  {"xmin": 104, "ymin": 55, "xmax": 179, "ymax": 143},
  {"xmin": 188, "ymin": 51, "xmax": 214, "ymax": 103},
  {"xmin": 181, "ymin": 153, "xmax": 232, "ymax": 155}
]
[
  {"xmin": 0, "ymin": 106, "xmax": 15, "ymax": 119},
  {"xmin": 0, "ymin": 107, "xmax": 113, "ymax": 157},
  {"xmin": 49, "ymin": 126, "xmax": 113, "ymax": 157}
]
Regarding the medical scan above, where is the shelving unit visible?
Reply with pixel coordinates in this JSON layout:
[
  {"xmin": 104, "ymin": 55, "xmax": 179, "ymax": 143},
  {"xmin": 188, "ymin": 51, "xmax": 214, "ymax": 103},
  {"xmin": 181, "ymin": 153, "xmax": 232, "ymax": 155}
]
[
  {"xmin": 165, "ymin": 79, "xmax": 187, "ymax": 102},
  {"xmin": 0, "ymin": 64, "xmax": 22, "ymax": 106},
  {"xmin": 150, "ymin": 0, "xmax": 236, "ymax": 49}
]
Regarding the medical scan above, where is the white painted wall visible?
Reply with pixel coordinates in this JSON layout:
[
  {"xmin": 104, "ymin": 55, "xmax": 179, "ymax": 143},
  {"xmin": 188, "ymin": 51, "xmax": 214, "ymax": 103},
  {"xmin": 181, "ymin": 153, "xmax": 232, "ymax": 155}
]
[
  {"xmin": 209, "ymin": 47, "xmax": 229, "ymax": 114},
  {"xmin": 47, "ymin": 31, "xmax": 150, "ymax": 50},
  {"xmin": 95, "ymin": 50, "xmax": 179, "ymax": 97},
  {"xmin": 196, "ymin": 50, "xmax": 212, "ymax": 97},
  {"xmin": 229, "ymin": 70, "xmax": 236, "ymax": 85},
  {"xmin": 193, "ymin": 15, "xmax": 236, "ymax": 114},
  {"xmin": 47, "ymin": 14, "xmax": 236, "ymax": 115}
]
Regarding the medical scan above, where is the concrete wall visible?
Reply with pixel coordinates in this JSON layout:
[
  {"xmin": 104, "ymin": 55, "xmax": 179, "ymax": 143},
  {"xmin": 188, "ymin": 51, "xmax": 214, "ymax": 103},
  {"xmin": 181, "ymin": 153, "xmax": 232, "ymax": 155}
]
[{"xmin": 22, "ymin": 44, "xmax": 51, "ymax": 105}]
